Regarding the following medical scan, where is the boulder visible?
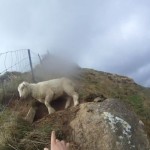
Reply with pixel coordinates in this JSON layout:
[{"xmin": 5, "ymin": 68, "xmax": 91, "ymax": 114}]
[
  {"xmin": 8, "ymin": 98, "xmax": 149, "ymax": 150},
  {"xmin": 70, "ymin": 99, "xmax": 150, "ymax": 150}
]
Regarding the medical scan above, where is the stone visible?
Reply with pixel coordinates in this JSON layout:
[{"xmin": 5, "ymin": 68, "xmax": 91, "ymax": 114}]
[{"xmin": 70, "ymin": 99, "xmax": 150, "ymax": 150}]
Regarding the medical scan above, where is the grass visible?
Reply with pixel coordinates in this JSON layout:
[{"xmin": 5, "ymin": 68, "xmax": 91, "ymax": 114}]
[
  {"xmin": 0, "ymin": 108, "xmax": 65, "ymax": 150},
  {"xmin": 18, "ymin": 123, "xmax": 64, "ymax": 150},
  {"xmin": 0, "ymin": 109, "xmax": 32, "ymax": 150},
  {"xmin": 128, "ymin": 95, "xmax": 144, "ymax": 115},
  {"xmin": 0, "ymin": 67, "xmax": 150, "ymax": 148},
  {"xmin": 0, "ymin": 72, "xmax": 33, "ymax": 105}
]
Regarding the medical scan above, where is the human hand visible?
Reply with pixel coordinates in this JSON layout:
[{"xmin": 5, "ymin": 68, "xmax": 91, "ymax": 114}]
[{"xmin": 44, "ymin": 131, "xmax": 69, "ymax": 150}]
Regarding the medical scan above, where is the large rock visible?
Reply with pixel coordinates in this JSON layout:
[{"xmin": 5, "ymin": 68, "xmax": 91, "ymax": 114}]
[
  {"xmin": 70, "ymin": 99, "xmax": 150, "ymax": 150},
  {"xmin": 13, "ymin": 98, "xmax": 149, "ymax": 150}
]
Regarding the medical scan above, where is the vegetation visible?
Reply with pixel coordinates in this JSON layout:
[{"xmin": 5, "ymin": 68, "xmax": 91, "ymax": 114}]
[
  {"xmin": 0, "ymin": 56, "xmax": 150, "ymax": 149},
  {"xmin": 0, "ymin": 109, "xmax": 32, "ymax": 150},
  {"xmin": 0, "ymin": 108, "xmax": 65, "ymax": 150},
  {"xmin": 0, "ymin": 71, "xmax": 33, "ymax": 104}
]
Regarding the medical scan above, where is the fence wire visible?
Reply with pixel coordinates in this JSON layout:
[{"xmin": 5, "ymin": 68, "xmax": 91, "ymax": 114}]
[{"xmin": 0, "ymin": 49, "xmax": 40, "ymax": 111}]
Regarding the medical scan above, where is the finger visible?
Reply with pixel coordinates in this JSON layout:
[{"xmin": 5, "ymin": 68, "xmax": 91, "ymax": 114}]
[
  {"xmin": 60, "ymin": 140, "xmax": 66, "ymax": 149},
  {"xmin": 66, "ymin": 143, "xmax": 70, "ymax": 150},
  {"xmin": 60, "ymin": 140, "xmax": 65, "ymax": 145},
  {"xmin": 51, "ymin": 131, "xmax": 56, "ymax": 144},
  {"xmin": 44, "ymin": 148, "xmax": 49, "ymax": 150}
]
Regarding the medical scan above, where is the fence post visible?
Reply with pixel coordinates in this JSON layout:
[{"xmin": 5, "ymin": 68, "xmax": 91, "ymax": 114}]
[
  {"xmin": 28, "ymin": 49, "xmax": 35, "ymax": 82},
  {"xmin": 38, "ymin": 54, "xmax": 43, "ymax": 65},
  {"xmin": 1, "ymin": 80, "xmax": 5, "ymax": 105}
]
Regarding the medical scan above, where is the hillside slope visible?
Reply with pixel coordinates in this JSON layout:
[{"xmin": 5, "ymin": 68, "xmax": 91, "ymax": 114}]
[{"xmin": 0, "ymin": 57, "xmax": 150, "ymax": 149}]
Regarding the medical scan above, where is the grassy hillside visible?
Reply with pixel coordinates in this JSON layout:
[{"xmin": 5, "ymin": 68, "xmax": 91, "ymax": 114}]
[{"xmin": 0, "ymin": 56, "xmax": 150, "ymax": 149}]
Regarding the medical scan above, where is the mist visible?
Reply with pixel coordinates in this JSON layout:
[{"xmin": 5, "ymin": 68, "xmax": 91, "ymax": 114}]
[{"xmin": 0, "ymin": 0, "xmax": 150, "ymax": 86}]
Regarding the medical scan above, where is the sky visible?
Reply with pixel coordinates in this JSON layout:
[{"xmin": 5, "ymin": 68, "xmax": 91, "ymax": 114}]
[{"xmin": 0, "ymin": 0, "xmax": 150, "ymax": 87}]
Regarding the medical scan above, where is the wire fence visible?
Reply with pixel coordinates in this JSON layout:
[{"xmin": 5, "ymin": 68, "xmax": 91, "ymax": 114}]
[
  {"xmin": 0, "ymin": 49, "xmax": 41, "ymax": 111},
  {"xmin": 0, "ymin": 49, "xmax": 82, "ymax": 150},
  {"xmin": 0, "ymin": 49, "xmax": 40, "ymax": 75},
  {"xmin": 0, "ymin": 49, "xmax": 42, "ymax": 150},
  {"xmin": 0, "ymin": 48, "xmax": 77, "ymax": 112}
]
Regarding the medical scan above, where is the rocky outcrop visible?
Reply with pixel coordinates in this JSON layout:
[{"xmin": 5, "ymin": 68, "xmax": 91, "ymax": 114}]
[
  {"xmin": 26, "ymin": 98, "xmax": 150, "ymax": 150},
  {"xmin": 70, "ymin": 99, "xmax": 150, "ymax": 150},
  {"xmin": 2, "ymin": 98, "xmax": 150, "ymax": 150}
]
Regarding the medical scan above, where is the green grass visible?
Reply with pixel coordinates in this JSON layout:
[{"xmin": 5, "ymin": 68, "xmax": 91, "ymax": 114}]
[
  {"xmin": 127, "ymin": 94, "xmax": 150, "ymax": 139},
  {"xmin": 128, "ymin": 95, "xmax": 143, "ymax": 105},
  {"xmin": 0, "ymin": 109, "xmax": 32, "ymax": 150},
  {"xmin": 0, "ymin": 73, "xmax": 33, "ymax": 105},
  {"xmin": 0, "ymin": 68, "xmax": 150, "ymax": 148},
  {"xmin": 18, "ymin": 123, "xmax": 64, "ymax": 150}
]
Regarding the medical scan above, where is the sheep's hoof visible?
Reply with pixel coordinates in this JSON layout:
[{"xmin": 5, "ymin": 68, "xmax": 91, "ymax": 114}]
[
  {"xmin": 24, "ymin": 117, "xmax": 33, "ymax": 123},
  {"xmin": 74, "ymin": 102, "xmax": 79, "ymax": 106},
  {"xmin": 48, "ymin": 108, "xmax": 55, "ymax": 114}
]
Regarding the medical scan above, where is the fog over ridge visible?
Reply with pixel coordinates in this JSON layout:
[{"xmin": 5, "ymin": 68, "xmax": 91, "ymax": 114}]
[{"xmin": 0, "ymin": 0, "xmax": 150, "ymax": 87}]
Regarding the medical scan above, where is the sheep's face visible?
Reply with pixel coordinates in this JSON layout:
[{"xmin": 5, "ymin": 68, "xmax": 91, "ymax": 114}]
[{"xmin": 18, "ymin": 82, "xmax": 30, "ymax": 99}]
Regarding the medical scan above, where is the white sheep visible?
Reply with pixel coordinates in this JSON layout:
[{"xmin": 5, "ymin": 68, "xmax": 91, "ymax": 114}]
[{"xmin": 18, "ymin": 77, "xmax": 79, "ymax": 114}]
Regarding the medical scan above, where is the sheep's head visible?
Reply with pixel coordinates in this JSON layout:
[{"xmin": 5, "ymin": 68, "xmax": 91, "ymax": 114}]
[{"xmin": 18, "ymin": 81, "xmax": 31, "ymax": 99}]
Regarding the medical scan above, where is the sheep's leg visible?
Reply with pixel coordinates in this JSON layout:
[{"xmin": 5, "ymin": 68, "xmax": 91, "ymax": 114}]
[
  {"xmin": 65, "ymin": 96, "xmax": 71, "ymax": 109},
  {"xmin": 45, "ymin": 94, "xmax": 55, "ymax": 114},
  {"xmin": 64, "ymin": 86, "xmax": 79, "ymax": 106},
  {"xmin": 25, "ymin": 106, "xmax": 37, "ymax": 123},
  {"xmin": 25, "ymin": 101, "xmax": 38, "ymax": 123},
  {"xmin": 72, "ymin": 92, "xmax": 79, "ymax": 106}
]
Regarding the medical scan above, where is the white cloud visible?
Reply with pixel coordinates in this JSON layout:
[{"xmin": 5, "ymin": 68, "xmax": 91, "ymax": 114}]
[{"xmin": 0, "ymin": 0, "xmax": 150, "ymax": 86}]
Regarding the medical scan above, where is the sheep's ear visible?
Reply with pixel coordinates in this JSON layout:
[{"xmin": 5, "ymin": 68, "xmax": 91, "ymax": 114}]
[{"xmin": 22, "ymin": 81, "xmax": 28, "ymax": 87}]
